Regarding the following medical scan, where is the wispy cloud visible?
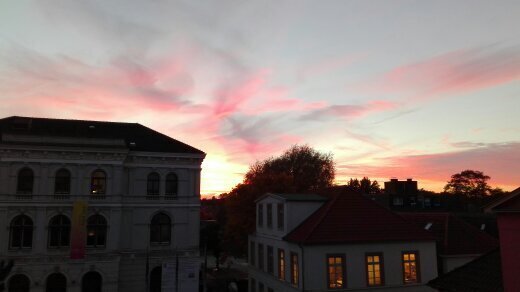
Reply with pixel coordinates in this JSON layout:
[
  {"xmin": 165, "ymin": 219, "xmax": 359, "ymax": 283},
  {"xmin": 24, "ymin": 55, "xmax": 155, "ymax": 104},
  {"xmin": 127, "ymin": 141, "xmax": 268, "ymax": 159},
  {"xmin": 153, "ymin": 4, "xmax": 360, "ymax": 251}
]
[
  {"xmin": 301, "ymin": 100, "xmax": 397, "ymax": 121},
  {"xmin": 359, "ymin": 45, "xmax": 520, "ymax": 100}
]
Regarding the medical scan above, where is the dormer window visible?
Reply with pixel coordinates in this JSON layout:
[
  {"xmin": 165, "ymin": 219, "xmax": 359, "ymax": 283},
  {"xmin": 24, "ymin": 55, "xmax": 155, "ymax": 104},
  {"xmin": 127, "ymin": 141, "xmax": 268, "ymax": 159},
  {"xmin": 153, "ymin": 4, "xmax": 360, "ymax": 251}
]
[
  {"xmin": 277, "ymin": 203, "xmax": 284, "ymax": 230},
  {"xmin": 266, "ymin": 204, "xmax": 273, "ymax": 229},
  {"xmin": 258, "ymin": 204, "xmax": 264, "ymax": 227}
]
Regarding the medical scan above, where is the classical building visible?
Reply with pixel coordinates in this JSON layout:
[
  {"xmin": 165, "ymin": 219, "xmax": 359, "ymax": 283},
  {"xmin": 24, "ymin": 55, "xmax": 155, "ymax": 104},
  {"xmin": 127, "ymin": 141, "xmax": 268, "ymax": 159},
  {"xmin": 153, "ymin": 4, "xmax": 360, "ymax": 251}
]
[
  {"xmin": 0, "ymin": 116, "xmax": 205, "ymax": 292},
  {"xmin": 249, "ymin": 191, "xmax": 438, "ymax": 292}
]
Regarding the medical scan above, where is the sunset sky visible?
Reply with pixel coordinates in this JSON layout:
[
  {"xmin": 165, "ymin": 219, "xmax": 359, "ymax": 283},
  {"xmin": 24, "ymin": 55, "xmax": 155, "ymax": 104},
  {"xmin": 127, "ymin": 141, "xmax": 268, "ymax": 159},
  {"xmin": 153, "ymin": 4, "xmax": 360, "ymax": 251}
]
[{"xmin": 1, "ymin": 1, "xmax": 519, "ymax": 196}]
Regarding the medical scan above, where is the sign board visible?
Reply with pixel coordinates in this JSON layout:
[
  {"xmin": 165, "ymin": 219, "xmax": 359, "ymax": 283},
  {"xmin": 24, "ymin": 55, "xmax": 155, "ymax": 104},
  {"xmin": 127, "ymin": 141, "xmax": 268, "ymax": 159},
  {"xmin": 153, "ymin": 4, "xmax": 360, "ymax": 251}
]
[
  {"xmin": 162, "ymin": 260, "xmax": 176, "ymax": 292},
  {"xmin": 70, "ymin": 200, "xmax": 88, "ymax": 259}
]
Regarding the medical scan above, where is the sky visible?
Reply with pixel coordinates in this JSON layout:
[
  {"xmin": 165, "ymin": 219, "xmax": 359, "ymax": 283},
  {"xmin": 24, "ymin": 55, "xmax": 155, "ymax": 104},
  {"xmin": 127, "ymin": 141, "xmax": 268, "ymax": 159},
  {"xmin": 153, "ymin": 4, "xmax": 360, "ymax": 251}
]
[{"xmin": 0, "ymin": 1, "xmax": 519, "ymax": 197}]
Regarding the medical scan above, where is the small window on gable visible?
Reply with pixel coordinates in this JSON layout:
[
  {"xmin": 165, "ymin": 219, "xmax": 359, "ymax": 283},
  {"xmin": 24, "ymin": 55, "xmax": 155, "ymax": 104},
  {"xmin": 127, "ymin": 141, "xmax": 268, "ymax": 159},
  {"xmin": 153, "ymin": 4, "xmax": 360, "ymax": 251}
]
[
  {"xmin": 258, "ymin": 204, "xmax": 263, "ymax": 227},
  {"xmin": 17, "ymin": 168, "xmax": 34, "ymax": 194},
  {"xmin": 277, "ymin": 203, "xmax": 284, "ymax": 230}
]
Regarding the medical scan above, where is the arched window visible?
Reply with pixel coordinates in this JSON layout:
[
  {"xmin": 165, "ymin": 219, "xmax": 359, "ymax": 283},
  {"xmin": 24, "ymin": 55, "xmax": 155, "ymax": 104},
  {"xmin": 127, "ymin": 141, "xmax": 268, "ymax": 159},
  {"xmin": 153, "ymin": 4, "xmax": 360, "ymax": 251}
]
[
  {"xmin": 9, "ymin": 215, "xmax": 33, "ymax": 249},
  {"xmin": 17, "ymin": 168, "xmax": 34, "ymax": 194},
  {"xmin": 54, "ymin": 169, "xmax": 71, "ymax": 195},
  {"xmin": 82, "ymin": 271, "xmax": 102, "ymax": 292},
  {"xmin": 90, "ymin": 170, "xmax": 106, "ymax": 195},
  {"xmin": 48, "ymin": 215, "xmax": 70, "ymax": 248},
  {"xmin": 46, "ymin": 273, "xmax": 66, "ymax": 292},
  {"xmin": 165, "ymin": 173, "xmax": 178, "ymax": 197},
  {"xmin": 149, "ymin": 266, "xmax": 162, "ymax": 292},
  {"xmin": 147, "ymin": 172, "xmax": 160, "ymax": 196},
  {"xmin": 8, "ymin": 274, "xmax": 30, "ymax": 292},
  {"xmin": 150, "ymin": 213, "xmax": 171, "ymax": 244},
  {"xmin": 87, "ymin": 215, "xmax": 107, "ymax": 248}
]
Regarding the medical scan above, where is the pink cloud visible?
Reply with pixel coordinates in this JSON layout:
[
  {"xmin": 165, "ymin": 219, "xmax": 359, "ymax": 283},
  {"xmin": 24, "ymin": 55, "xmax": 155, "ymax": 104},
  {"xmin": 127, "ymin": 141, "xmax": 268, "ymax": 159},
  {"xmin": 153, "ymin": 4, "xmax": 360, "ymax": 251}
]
[
  {"xmin": 337, "ymin": 142, "xmax": 520, "ymax": 191},
  {"xmin": 301, "ymin": 99, "xmax": 397, "ymax": 120},
  {"xmin": 359, "ymin": 46, "xmax": 520, "ymax": 100}
]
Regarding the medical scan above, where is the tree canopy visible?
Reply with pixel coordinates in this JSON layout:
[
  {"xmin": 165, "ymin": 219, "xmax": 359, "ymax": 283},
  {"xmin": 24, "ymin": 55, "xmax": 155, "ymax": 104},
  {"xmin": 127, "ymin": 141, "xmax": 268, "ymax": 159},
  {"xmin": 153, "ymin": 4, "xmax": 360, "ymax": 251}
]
[
  {"xmin": 221, "ymin": 145, "xmax": 335, "ymax": 254},
  {"xmin": 345, "ymin": 177, "xmax": 382, "ymax": 194},
  {"xmin": 444, "ymin": 170, "xmax": 492, "ymax": 198}
]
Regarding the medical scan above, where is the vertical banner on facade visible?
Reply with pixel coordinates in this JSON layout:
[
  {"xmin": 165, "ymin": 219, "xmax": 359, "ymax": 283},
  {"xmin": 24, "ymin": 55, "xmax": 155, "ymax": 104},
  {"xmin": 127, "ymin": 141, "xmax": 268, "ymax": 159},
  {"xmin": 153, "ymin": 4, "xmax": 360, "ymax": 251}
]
[
  {"xmin": 162, "ymin": 260, "xmax": 177, "ymax": 292},
  {"xmin": 177, "ymin": 256, "xmax": 200, "ymax": 292},
  {"xmin": 70, "ymin": 200, "xmax": 88, "ymax": 259}
]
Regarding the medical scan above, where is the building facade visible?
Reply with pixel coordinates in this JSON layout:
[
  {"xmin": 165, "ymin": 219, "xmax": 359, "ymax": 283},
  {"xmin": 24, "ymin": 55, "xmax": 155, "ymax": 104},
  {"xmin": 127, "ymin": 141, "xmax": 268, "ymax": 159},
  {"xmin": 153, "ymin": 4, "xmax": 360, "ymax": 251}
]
[
  {"xmin": 0, "ymin": 116, "xmax": 205, "ymax": 292},
  {"xmin": 249, "ymin": 192, "xmax": 438, "ymax": 292}
]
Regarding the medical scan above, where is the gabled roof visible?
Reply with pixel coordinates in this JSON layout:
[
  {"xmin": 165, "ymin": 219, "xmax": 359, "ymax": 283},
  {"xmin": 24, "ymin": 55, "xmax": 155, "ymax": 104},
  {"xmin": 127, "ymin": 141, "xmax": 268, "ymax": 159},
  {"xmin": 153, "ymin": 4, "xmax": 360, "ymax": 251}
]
[
  {"xmin": 283, "ymin": 192, "xmax": 435, "ymax": 245},
  {"xmin": 428, "ymin": 249, "xmax": 502, "ymax": 292},
  {"xmin": 0, "ymin": 116, "xmax": 204, "ymax": 155},
  {"xmin": 485, "ymin": 187, "xmax": 520, "ymax": 213},
  {"xmin": 255, "ymin": 193, "xmax": 328, "ymax": 203},
  {"xmin": 400, "ymin": 213, "xmax": 498, "ymax": 256}
]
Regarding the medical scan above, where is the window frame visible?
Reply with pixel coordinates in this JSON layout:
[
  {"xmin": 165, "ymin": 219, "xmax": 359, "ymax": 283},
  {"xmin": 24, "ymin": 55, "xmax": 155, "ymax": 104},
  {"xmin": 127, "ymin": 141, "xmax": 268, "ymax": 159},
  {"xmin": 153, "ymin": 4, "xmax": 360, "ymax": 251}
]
[
  {"xmin": 86, "ymin": 214, "xmax": 108, "ymax": 248},
  {"xmin": 165, "ymin": 172, "xmax": 178, "ymax": 197},
  {"xmin": 150, "ymin": 213, "xmax": 172, "ymax": 245},
  {"xmin": 90, "ymin": 170, "xmax": 107, "ymax": 195},
  {"xmin": 402, "ymin": 250, "xmax": 421, "ymax": 284},
  {"xmin": 147, "ymin": 172, "xmax": 161, "ymax": 196},
  {"xmin": 365, "ymin": 252, "xmax": 385, "ymax": 287},
  {"xmin": 278, "ymin": 248, "xmax": 285, "ymax": 281},
  {"xmin": 258, "ymin": 204, "xmax": 263, "ymax": 227},
  {"xmin": 290, "ymin": 252, "xmax": 299, "ymax": 287},
  {"xmin": 277, "ymin": 203, "xmax": 284, "ymax": 230},
  {"xmin": 54, "ymin": 168, "xmax": 71, "ymax": 195},
  {"xmin": 48, "ymin": 215, "xmax": 71, "ymax": 249},
  {"xmin": 16, "ymin": 167, "xmax": 34, "ymax": 195},
  {"xmin": 267, "ymin": 245, "xmax": 274, "ymax": 274},
  {"xmin": 326, "ymin": 254, "xmax": 346, "ymax": 290},
  {"xmin": 9, "ymin": 215, "xmax": 33, "ymax": 250},
  {"xmin": 266, "ymin": 203, "xmax": 273, "ymax": 229},
  {"xmin": 258, "ymin": 243, "xmax": 264, "ymax": 271}
]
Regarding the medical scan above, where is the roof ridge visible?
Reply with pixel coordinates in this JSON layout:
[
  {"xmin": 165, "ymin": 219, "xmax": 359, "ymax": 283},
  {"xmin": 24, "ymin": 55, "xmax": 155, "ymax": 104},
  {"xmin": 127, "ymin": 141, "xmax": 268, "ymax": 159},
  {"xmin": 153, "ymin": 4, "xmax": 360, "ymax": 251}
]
[
  {"xmin": 0, "ymin": 115, "xmax": 139, "ymax": 125},
  {"xmin": 301, "ymin": 193, "xmax": 339, "ymax": 243}
]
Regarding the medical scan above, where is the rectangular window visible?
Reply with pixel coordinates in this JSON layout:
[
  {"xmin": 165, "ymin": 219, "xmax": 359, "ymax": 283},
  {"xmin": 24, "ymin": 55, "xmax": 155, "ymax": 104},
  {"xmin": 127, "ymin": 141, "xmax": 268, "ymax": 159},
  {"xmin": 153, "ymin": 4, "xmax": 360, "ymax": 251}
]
[
  {"xmin": 277, "ymin": 203, "xmax": 284, "ymax": 230},
  {"xmin": 327, "ymin": 254, "xmax": 345, "ymax": 289},
  {"xmin": 366, "ymin": 253, "xmax": 384, "ymax": 286},
  {"xmin": 290, "ymin": 252, "xmax": 299, "ymax": 286},
  {"xmin": 267, "ymin": 245, "xmax": 274, "ymax": 274},
  {"xmin": 402, "ymin": 251, "xmax": 420, "ymax": 284},
  {"xmin": 266, "ymin": 203, "xmax": 273, "ymax": 228},
  {"xmin": 267, "ymin": 288, "xmax": 274, "ymax": 292},
  {"xmin": 250, "ymin": 278, "xmax": 256, "ymax": 292},
  {"xmin": 258, "ymin": 282, "xmax": 264, "ymax": 292},
  {"xmin": 258, "ymin": 204, "xmax": 263, "ymax": 227},
  {"xmin": 258, "ymin": 244, "xmax": 264, "ymax": 270},
  {"xmin": 278, "ymin": 249, "xmax": 285, "ymax": 280},
  {"xmin": 250, "ymin": 241, "xmax": 255, "ymax": 266}
]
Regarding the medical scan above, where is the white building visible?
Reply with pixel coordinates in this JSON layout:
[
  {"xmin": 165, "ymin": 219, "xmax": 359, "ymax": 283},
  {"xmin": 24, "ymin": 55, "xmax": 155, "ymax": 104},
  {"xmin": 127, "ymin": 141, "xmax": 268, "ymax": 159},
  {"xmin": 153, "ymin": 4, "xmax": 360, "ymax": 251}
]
[
  {"xmin": 249, "ymin": 191, "xmax": 438, "ymax": 292},
  {"xmin": 0, "ymin": 116, "xmax": 205, "ymax": 292}
]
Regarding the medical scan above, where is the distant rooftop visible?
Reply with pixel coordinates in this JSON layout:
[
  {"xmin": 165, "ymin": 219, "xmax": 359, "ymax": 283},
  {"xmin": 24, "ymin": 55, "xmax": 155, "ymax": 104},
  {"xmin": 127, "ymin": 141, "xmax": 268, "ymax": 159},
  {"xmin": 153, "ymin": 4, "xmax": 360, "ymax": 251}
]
[
  {"xmin": 260, "ymin": 193, "xmax": 328, "ymax": 202},
  {"xmin": 0, "ymin": 116, "xmax": 204, "ymax": 155}
]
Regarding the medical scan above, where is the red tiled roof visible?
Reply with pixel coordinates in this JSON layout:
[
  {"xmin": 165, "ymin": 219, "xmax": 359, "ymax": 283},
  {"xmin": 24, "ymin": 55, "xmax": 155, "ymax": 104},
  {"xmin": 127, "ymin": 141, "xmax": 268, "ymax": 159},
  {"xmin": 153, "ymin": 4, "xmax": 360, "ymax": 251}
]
[
  {"xmin": 283, "ymin": 192, "xmax": 435, "ymax": 244},
  {"xmin": 400, "ymin": 213, "xmax": 498, "ymax": 256}
]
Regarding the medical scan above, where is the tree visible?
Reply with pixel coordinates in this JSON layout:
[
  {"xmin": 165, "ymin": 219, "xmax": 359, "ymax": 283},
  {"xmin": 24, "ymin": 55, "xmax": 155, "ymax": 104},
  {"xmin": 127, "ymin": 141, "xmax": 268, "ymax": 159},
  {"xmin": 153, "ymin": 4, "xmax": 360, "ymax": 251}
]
[
  {"xmin": 444, "ymin": 170, "xmax": 492, "ymax": 198},
  {"xmin": 222, "ymin": 145, "xmax": 335, "ymax": 255},
  {"xmin": 346, "ymin": 177, "xmax": 382, "ymax": 194}
]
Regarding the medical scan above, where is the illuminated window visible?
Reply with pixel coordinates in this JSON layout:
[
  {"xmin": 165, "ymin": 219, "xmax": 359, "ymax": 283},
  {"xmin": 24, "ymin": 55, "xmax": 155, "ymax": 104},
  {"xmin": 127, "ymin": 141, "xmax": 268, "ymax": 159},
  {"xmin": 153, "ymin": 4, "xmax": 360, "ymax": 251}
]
[
  {"xmin": 267, "ymin": 246, "xmax": 274, "ymax": 274},
  {"xmin": 266, "ymin": 204, "xmax": 273, "ymax": 228},
  {"xmin": 165, "ymin": 173, "xmax": 178, "ymax": 197},
  {"xmin": 327, "ymin": 255, "xmax": 345, "ymax": 289},
  {"xmin": 402, "ymin": 251, "xmax": 420, "ymax": 284},
  {"xmin": 250, "ymin": 241, "xmax": 255, "ymax": 266},
  {"xmin": 366, "ymin": 253, "xmax": 384, "ymax": 286},
  {"xmin": 87, "ymin": 215, "xmax": 107, "ymax": 248},
  {"xmin": 258, "ymin": 204, "xmax": 263, "ymax": 227},
  {"xmin": 147, "ymin": 172, "xmax": 160, "ymax": 196},
  {"xmin": 290, "ymin": 252, "xmax": 299, "ymax": 286},
  {"xmin": 17, "ymin": 168, "xmax": 34, "ymax": 194},
  {"xmin": 278, "ymin": 249, "xmax": 285, "ymax": 280},
  {"xmin": 90, "ymin": 170, "xmax": 106, "ymax": 195},
  {"xmin": 277, "ymin": 203, "xmax": 284, "ymax": 230},
  {"xmin": 9, "ymin": 215, "xmax": 33, "ymax": 249},
  {"xmin": 54, "ymin": 169, "xmax": 71, "ymax": 195},
  {"xmin": 48, "ymin": 215, "xmax": 71, "ymax": 248}
]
